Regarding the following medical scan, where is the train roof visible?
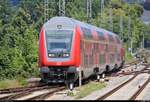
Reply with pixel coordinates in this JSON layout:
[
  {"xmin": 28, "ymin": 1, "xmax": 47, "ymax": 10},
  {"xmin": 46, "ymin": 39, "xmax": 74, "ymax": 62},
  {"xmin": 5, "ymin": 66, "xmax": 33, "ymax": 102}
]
[{"xmin": 45, "ymin": 16, "xmax": 119, "ymax": 37}]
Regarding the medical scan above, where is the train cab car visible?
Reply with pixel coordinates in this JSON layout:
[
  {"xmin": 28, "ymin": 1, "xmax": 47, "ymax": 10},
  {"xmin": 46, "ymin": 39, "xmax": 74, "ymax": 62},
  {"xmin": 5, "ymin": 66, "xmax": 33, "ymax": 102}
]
[
  {"xmin": 38, "ymin": 16, "xmax": 125, "ymax": 86},
  {"xmin": 38, "ymin": 17, "xmax": 80, "ymax": 84}
]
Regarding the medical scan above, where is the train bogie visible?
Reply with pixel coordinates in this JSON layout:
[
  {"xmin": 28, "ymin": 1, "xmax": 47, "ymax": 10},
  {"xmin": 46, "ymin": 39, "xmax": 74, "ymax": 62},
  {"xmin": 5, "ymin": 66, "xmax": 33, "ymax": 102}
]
[{"xmin": 40, "ymin": 66, "xmax": 78, "ymax": 83}]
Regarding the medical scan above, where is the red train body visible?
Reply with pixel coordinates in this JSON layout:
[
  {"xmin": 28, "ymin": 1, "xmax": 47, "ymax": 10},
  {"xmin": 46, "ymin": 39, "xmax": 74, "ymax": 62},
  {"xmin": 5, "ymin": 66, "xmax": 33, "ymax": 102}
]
[{"xmin": 38, "ymin": 17, "xmax": 125, "ymax": 83}]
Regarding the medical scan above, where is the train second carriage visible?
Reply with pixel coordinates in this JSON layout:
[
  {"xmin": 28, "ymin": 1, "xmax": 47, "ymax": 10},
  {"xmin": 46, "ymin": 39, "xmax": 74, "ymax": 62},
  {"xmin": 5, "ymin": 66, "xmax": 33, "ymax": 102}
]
[{"xmin": 38, "ymin": 16, "xmax": 125, "ymax": 85}]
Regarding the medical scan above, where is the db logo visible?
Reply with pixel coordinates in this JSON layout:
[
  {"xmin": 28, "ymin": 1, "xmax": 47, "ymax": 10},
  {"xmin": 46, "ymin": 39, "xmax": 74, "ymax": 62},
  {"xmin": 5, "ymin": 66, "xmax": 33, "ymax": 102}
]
[{"xmin": 56, "ymin": 62, "xmax": 62, "ymax": 65}]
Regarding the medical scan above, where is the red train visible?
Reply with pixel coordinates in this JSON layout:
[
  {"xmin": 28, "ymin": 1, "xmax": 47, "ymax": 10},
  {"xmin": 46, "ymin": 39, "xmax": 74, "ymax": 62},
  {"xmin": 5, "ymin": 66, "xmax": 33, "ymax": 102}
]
[{"xmin": 38, "ymin": 17, "xmax": 125, "ymax": 87}]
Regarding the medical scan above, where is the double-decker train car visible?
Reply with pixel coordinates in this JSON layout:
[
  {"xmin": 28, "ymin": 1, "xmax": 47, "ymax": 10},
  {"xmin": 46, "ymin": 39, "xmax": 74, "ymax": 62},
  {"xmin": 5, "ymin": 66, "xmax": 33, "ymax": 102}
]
[{"xmin": 38, "ymin": 17, "xmax": 125, "ymax": 88}]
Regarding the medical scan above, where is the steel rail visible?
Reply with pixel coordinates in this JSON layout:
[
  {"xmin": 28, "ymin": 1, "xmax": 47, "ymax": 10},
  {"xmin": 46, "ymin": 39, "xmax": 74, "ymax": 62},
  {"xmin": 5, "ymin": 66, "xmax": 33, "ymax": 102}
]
[
  {"xmin": 96, "ymin": 74, "xmax": 137, "ymax": 100},
  {"xmin": 97, "ymin": 64, "xmax": 149, "ymax": 100},
  {"xmin": 0, "ymin": 85, "xmax": 52, "ymax": 100},
  {"xmin": 27, "ymin": 86, "xmax": 66, "ymax": 100},
  {"xmin": 130, "ymin": 65, "xmax": 150, "ymax": 100},
  {"xmin": 0, "ymin": 83, "xmax": 46, "ymax": 94},
  {"xmin": 130, "ymin": 76, "xmax": 150, "ymax": 100}
]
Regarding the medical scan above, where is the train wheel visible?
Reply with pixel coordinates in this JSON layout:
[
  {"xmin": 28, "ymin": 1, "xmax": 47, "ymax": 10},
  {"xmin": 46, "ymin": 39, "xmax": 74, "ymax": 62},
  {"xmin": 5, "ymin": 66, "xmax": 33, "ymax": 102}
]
[
  {"xmin": 40, "ymin": 79, "xmax": 44, "ymax": 83},
  {"xmin": 114, "ymin": 64, "xmax": 118, "ymax": 71},
  {"xmin": 120, "ymin": 60, "xmax": 125, "ymax": 69},
  {"xmin": 105, "ymin": 65, "xmax": 110, "ymax": 73}
]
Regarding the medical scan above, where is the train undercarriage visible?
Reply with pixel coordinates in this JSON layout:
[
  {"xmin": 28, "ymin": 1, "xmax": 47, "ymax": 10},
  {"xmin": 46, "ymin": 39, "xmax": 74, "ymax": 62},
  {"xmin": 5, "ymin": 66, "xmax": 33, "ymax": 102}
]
[
  {"xmin": 40, "ymin": 61, "xmax": 124, "ymax": 90},
  {"xmin": 40, "ymin": 66, "xmax": 78, "ymax": 90}
]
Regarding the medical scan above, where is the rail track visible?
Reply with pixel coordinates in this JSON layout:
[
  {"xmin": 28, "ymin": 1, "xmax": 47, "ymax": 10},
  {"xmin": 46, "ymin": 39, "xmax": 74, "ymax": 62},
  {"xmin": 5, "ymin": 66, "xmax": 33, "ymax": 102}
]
[
  {"xmin": 110, "ymin": 67, "xmax": 149, "ymax": 77},
  {"xmin": 130, "ymin": 64, "xmax": 150, "ymax": 100},
  {"xmin": 0, "ymin": 85, "xmax": 63, "ymax": 100},
  {"xmin": 123, "ymin": 51, "xmax": 150, "ymax": 69},
  {"xmin": 27, "ymin": 86, "xmax": 66, "ymax": 100},
  {"xmin": 0, "ymin": 83, "xmax": 46, "ymax": 94},
  {"xmin": 130, "ymin": 76, "xmax": 150, "ymax": 100},
  {"xmin": 96, "ymin": 64, "xmax": 150, "ymax": 100}
]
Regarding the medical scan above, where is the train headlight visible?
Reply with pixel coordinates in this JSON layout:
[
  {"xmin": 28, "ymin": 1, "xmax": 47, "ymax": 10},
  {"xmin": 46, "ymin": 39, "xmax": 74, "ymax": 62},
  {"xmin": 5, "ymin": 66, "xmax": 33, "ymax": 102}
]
[
  {"xmin": 63, "ymin": 53, "xmax": 70, "ymax": 57},
  {"xmin": 48, "ymin": 53, "xmax": 55, "ymax": 57}
]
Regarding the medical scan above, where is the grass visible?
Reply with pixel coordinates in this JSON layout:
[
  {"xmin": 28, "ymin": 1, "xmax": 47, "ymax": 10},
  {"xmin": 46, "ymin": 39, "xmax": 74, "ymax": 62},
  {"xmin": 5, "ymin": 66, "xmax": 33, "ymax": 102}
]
[
  {"xmin": 68, "ymin": 81, "xmax": 106, "ymax": 99},
  {"xmin": 0, "ymin": 78, "xmax": 28, "ymax": 90},
  {"xmin": 17, "ymin": 77, "xmax": 28, "ymax": 86}
]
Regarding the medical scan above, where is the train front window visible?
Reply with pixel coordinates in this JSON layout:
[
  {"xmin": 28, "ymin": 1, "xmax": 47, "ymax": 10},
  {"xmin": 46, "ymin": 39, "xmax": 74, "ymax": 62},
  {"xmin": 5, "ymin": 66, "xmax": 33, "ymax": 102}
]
[
  {"xmin": 50, "ymin": 42, "xmax": 67, "ymax": 49},
  {"xmin": 46, "ymin": 30, "xmax": 73, "ymax": 54}
]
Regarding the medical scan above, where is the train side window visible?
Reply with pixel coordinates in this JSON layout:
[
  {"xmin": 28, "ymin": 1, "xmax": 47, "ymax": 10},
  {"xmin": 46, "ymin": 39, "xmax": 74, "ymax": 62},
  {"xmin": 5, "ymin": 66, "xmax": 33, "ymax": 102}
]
[
  {"xmin": 108, "ymin": 45, "xmax": 112, "ymax": 52},
  {"xmin": 81, "ymin": 40, "xmax": 84, "ymax": 51},
  {"xmin": 108, "ymin": 34, "xmax": 114, "ymax": 42},
  {"xmin": 101, "ymin": 43, "xmax": 105, "ymax": 51},
  {"xmin": 96, "ymin": 31, "xmax": 105, "ymax": 41},
  {"xmin": 110, "ymin": 54, "xmax": 115, "ymax": 63},
  {"xmin": 117, "ymin": 53, "xmax": 120, "ymax": 61},
  {"xmin": 116, "ymin": 36, "xmax": 121, "ymax": 44},
  {"xmin": 96, "ymin": 43, "xmax": 99, "ymax": 52},
  {"xmin": 111, "ymin": 45, "xmax": 116, "ymax": 52},
  {"xmin": 89, "ymin": 54, "xmax": 94, "ymax": 65},
  {"xmin": 84, "ymin": 54, "xmax": 88, "ymax": 67},
  {"xmin": 94, "ymin": 43, "xmax": 99, "ymax": 52},
  {"xmin": 81, "ymin": 53, "xmax": 84, "ymax": 66},
  {"xmin": 81, "ymin": 27, "xmax": 92, "ymax": 39},
  {"xmin": 99, "ymin": 54, "xmax": 105, "ymax": 65},
  {"xmin": 105, "ymin": 44, "xmax": 108, "ymax": 52},
  {"xmin": 110, "ymin": 54, "xmax": 112, "ymax": 63},
  {"xmin": 114, "ymin": 46, "xmax": 117, "ymax": 53},
  {"xmin": 91, "ymin": 43, "xmax": 94, "ymax": 54}
]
